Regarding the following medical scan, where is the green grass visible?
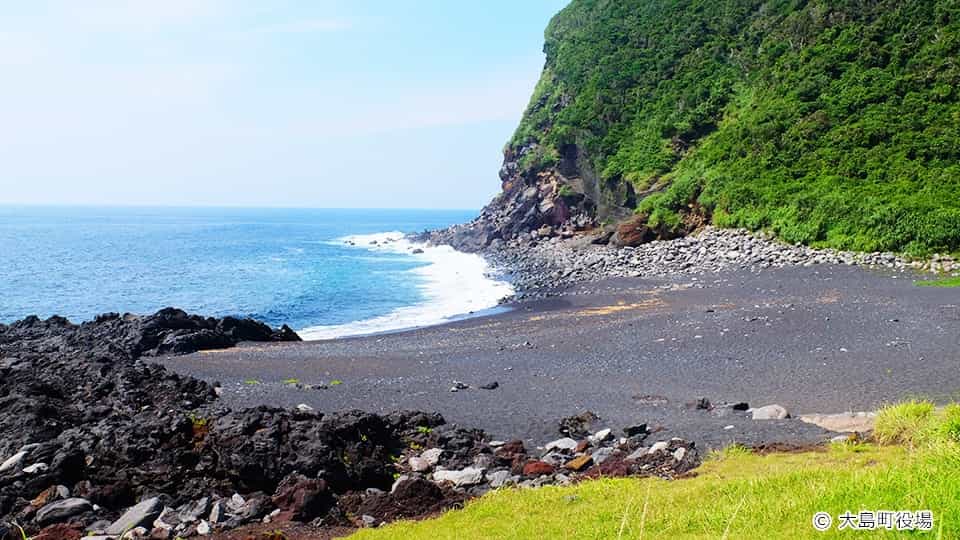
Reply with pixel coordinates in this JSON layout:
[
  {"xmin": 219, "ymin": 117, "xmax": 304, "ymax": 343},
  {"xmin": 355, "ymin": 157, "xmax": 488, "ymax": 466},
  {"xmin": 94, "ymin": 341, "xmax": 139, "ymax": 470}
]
[
  {"xmin": 329, "ymin": 379, "xmax": 343, "ymax": 386},
  {"xmin": 282, "ymin": 378, "xmax": 301, "ymax": 385},
  {"xmin": 243, "ymin": 379, "xmax": 261, "ymax": 386},
  {"xmin": 916, "ymin": 276, "xmax": 960, "ymax": 288},
  {"xmin": 353, "ymin": 403, "xmax": 960, "ymax": 539},
  {"xmin": 873, "ymin": 400, "xmax": 935, "ymax": 445}
]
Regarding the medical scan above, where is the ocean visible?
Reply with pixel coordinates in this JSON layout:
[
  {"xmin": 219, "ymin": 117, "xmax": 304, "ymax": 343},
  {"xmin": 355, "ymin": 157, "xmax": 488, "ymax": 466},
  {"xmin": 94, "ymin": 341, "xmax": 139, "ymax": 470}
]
[{"xmin": 0, "ymin": 206, "xmax": 513, "ymax": 339}]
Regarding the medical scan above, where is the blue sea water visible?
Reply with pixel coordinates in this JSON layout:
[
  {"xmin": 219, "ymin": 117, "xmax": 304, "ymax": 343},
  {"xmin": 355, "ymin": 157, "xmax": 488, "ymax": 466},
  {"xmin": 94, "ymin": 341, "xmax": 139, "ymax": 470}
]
[{"xmin": 0, "ymin": 206, "xmax": 511, "ymax": 337}]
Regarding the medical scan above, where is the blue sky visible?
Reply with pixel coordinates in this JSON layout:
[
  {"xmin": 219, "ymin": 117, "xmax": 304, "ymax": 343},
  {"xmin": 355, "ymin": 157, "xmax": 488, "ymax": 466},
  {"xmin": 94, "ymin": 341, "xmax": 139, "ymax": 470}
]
[{"xmin": 0, "ymin": 0, "xmax": 568, "ymax": 209}]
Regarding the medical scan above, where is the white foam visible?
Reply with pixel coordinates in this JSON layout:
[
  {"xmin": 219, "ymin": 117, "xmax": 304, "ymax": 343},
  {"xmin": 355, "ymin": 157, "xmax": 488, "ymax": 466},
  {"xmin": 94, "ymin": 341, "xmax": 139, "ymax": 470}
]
[{"xmin": 298, "ymin": 232, "xmax": 513, "ymax": 340}]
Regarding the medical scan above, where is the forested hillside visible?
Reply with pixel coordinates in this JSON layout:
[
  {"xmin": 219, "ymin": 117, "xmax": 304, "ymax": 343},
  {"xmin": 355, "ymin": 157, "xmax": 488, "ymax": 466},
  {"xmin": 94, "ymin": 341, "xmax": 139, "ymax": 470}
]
[{"xmin": 501, "ymin": 0, "xmax": 960, "ymax": 254}]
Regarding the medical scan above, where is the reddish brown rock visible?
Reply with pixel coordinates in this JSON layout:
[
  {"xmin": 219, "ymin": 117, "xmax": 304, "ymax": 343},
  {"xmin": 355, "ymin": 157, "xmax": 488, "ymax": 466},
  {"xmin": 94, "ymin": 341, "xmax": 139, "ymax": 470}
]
[
  {"xmin": 271, "ymin": 474, "xmax": 330, "ymax": 522},
  {"xmin": 583, "ymin": 455, "xmax": 635, "ymax": 479},
  {"xmin": 612, "ymin": 214, "xmax": 655, "ymax": 247},
  {"xmin": 495, "ymin": 440, "xmax": 526, "ymax": 457},
  {"xmin": 522, "ymin": 460, "xmax": 555, "ymax": 477},
  {"xmin": 34, "ymin": 523, "xmax": 84, "ymax": 540},
  {"xmin": 574, "ymin": 440, "xmax": 590, "ymax": 453}
]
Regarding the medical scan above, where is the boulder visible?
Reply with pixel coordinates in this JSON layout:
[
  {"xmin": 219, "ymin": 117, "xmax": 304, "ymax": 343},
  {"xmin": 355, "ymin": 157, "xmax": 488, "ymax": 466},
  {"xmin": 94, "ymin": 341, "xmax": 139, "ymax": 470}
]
[
  {"xmin": 522, "ymin": 461, "xmax": 555, "ymax": 477},
  {"xmin": 611, "ymin": 214, "xmax": 655, "ymax": 247},
  {"xmin": 106, "ymin": 497, "xmax": 162, "ymax": 535},
  {"xmin": 271, "ymin": 474, "xmax": 330, "ymax": 522},
  {"xmin": 750, "ymin": 404, "xmax": 790, "ymax": 420},
  {"xmin": 420, "ymin": 448, "xmax": 444, "ymax": 466},
  {"xmin": 408, "ymin": 456, "xmax": 431, "ymax": 472},
  {"xmin": 589, "ymin": 428, "xmax": 613, "ymax": 443},
  {"xmin": 564, "ymin": 454, "xmax": 593, "ymax": 472},
  {"xmin": 432, "ymin": 467, "xmax": 485, "ymax": 487},
  {"xmin": 36, "ymin": 498, "xmax": 92, "ymax": 526},
  {"xmin": 544, "ymin": 437, "xmax": 578, "ymax": 452},
  {"xmin": 0, "ymin": 450, "xmax": 27, "ymax": 474},
  {"xmin": 648, "ymin": 441, "xmax": 669, "ymax": 454}
]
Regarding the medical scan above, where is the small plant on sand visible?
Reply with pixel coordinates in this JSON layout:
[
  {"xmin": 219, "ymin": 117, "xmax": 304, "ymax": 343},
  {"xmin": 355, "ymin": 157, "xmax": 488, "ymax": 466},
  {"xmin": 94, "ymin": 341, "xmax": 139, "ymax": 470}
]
[
  {"xmin": 707, "ymin": 443, "xmax": 752, "ymax": 462},
  {"xmin": 282, "ymin": 378, "xmax": 300, "ymax": 386},
  {"xmin": 329, "ymin": 379, "xmax": 343, "ymax": 386},
  {"xmin": 244, "ymin": 379, "xmax": 261, "ymax": 386}
]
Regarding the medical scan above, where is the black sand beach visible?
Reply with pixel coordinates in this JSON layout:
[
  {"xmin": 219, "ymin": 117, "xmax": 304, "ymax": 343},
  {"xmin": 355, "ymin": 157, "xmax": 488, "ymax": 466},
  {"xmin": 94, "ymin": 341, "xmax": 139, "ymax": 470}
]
[{"xmin": 159, "ymin": 264, "xmax": 960, "ymax": 449}]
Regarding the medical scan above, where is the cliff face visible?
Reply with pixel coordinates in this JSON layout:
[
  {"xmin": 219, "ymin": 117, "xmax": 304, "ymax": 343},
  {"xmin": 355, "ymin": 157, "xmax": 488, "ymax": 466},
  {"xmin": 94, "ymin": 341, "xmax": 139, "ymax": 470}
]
[{"xmin": 457, "ymin": 0, "xmax": 960, "ymax": 255}]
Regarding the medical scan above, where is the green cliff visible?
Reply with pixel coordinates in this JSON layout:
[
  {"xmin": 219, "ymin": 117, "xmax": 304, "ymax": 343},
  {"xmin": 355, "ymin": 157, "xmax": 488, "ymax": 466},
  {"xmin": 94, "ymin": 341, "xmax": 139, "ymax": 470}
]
[{"xmin": 496, "ymin": 0, "xmax": 960, "ymax": 255}]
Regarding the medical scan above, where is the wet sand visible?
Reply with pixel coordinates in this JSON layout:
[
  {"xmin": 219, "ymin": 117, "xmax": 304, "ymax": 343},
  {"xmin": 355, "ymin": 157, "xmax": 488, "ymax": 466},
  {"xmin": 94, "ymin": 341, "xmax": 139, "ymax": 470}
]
[{"xmin": 159, "ymin": 265, "xmax": 960, "ymax": 450}]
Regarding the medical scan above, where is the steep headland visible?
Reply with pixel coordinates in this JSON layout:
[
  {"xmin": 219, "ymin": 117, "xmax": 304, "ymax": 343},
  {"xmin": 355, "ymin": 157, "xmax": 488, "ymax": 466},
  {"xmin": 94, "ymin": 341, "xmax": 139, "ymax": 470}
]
[{"xmin": 439, "ymin": 0, "xmax": 960, "ymax": 255}]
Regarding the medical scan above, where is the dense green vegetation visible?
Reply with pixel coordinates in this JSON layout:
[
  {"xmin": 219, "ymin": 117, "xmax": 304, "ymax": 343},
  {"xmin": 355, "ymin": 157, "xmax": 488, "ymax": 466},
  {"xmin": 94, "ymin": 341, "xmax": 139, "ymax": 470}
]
[
  {"xmin": 510, "ymin": 0, "xmax": 960, "ymax": 254},
  {"xmin": 353, "ymin": 401, "xmax": 960, "ymax": 539}
]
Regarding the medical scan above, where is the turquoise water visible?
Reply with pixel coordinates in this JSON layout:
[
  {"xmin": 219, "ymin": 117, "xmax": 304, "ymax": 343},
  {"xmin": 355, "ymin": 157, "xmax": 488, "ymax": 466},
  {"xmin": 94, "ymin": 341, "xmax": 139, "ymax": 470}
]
[{"xmin": 0, "ymin": 206, "xmax": 505, "ymax": 335}]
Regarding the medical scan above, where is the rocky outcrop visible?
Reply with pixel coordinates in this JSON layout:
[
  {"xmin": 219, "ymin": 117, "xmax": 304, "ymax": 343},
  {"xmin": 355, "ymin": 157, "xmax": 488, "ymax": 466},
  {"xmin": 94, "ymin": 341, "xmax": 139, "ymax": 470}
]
[
  {"xmin": 0, "ymin": 310, "xmax": 705, "ymax": 538},
  {"xmin": 421, "ymin": 140, "xmax": 632, "ymax": 252},
  {"xmin": 0, "ymin": 311, "xmax": 439, "ymax": 538}
]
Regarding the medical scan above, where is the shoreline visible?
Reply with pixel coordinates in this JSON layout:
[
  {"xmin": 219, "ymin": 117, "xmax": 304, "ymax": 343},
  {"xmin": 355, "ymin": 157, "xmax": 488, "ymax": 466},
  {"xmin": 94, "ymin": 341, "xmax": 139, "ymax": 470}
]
[{"xmin": 297, "ymin": 231, "xmax": 513, "ymax": 341}]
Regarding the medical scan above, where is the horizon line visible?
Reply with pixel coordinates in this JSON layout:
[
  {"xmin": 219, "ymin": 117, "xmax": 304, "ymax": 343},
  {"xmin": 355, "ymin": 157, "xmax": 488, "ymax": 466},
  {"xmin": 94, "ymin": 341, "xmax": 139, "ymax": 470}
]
[{"xmin": 0, "ymin": 202, "xmax": 482, "ymax": 212}]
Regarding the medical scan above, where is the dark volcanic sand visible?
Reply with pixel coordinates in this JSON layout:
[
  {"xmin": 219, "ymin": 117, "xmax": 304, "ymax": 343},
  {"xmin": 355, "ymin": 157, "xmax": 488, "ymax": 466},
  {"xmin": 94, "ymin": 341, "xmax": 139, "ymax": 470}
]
[{"xmin": 159, "ymin": 265, "xmax": 960, "ymax": 450}]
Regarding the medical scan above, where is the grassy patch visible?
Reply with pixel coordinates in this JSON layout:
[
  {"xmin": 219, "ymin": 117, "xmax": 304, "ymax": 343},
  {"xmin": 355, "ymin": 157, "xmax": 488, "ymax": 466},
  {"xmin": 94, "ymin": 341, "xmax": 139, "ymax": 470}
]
[
  {"xmin": 243, "ymin": 379, "xmax": 261, "ymax": 386},
  {"xmin": 916, "ymin": 277, "xmax": 960, "ymax": 288},
  {"xmin": 329, "ymin": 379, "xmax": 343, "ymax": 386},
  {"xmin": 874, "ymin": 400, "xmax": 935, "ymax": 445},
  {"xmin": 282, "ymin": 378, "xmax": 301, "ymax": 386},
  {"xmin": 353, "ymin": 404, "xmax": 960, "ymax": 539}
]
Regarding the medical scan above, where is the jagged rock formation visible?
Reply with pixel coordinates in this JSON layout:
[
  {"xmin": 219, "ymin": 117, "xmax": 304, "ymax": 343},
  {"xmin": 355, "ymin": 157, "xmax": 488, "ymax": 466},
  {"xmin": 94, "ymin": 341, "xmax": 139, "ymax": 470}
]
[{"xmin": 0, "ymin": 311, "xmax": 700, "ymax": 538}]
